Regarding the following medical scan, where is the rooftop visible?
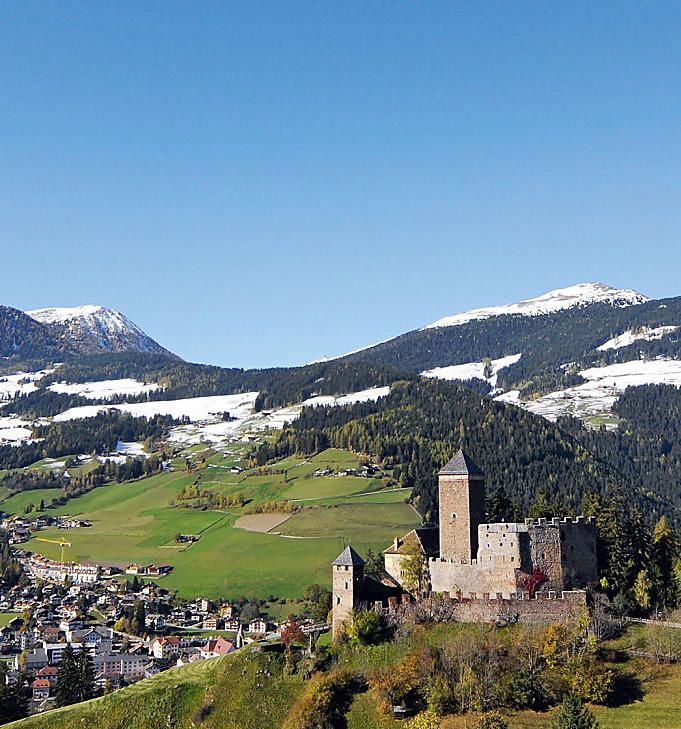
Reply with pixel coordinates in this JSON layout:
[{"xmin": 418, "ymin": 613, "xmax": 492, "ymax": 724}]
[
  {"xmin": 438, "ymin": 449, "xmax": 484, "ymax": 476},
  {"xmin": 332, "ymin": 545, "xmax": 365, "ymax": 567}
]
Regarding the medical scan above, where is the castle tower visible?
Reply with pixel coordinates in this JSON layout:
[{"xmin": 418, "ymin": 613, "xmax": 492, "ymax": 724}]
[
  {"xmin": 438, "ymin": 450, "xmax": 485, "ymax": 562},
  {"xmin": 331, "ymin": 545, "xmax": 365, "ymax": 640}
]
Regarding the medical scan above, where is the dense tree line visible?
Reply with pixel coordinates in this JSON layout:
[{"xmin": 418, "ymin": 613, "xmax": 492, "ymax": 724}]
[
  {"xmin": 254, "ymin": 379, "xmax": 640, "ymax": 523},
  {"xmin": 8, "ymin": 389, "xmax": 93, "ymax": 418},
  {"xmin": 558, "ymin": 384, "xmax": 681, "ymax": 522},
  {"xmin": 582, "ymin": 490, "xmax": 680, "ymax": 613},
  {"xmin": 0, "ymin": 411, "xmax": 178, "ymax": 470}
]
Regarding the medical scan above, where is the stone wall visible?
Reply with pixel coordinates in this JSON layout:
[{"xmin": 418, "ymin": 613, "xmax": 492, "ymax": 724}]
[
  {"xmin": 429, "ymin": 557, "xmax": 519, "ymax": 599},
  {"xmin": 559, "ymin": 517, "xmax": 598, "ymax": 589},
  {"xmin": 388, "ymin": 590, "xmax": 587, "ymax": 626}
]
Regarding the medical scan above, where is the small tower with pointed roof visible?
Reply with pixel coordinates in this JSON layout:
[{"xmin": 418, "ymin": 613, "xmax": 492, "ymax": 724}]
[
  {"xmin": 438, "ymin": 450, "xmax": 485, "ymax": 563},
  {"xmin": 331, "ymin": 545, "xmax": 365, "ymax": 640}
]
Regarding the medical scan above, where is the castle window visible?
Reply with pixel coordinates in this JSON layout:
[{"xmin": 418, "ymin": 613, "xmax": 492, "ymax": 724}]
[
  {"xmin": 451, "ymin": 513, "xmax": 457, "ymax": 520},
  {"xmin": 345, "ymin": 582, "xmax": 348, "ymax": 589},
  {"xmin": 336, "ymin": 597, "xmax": 341, "ymax": 605}
]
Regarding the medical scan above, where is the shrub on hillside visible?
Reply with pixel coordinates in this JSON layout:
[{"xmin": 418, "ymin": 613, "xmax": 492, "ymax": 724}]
[{"xmin": 282, "ymin": 668, "xmax": 365, "ymax": 729}]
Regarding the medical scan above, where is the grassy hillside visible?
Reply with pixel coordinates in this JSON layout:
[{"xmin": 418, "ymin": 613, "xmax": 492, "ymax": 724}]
[
  {"xmin": 6, "ymin": 624, "xmax": 681, "ymax": 729},
  {"xmin": 16, "ymin": 448, "xmax": 419, "ymax": 599}
]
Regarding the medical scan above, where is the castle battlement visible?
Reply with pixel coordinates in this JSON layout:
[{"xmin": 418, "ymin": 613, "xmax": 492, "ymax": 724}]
[{"xmin": 522, "ymin": 516, "xmax": 595, "ymax": 527}]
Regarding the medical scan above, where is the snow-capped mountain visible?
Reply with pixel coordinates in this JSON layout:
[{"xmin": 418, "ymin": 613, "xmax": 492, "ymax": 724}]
[
  {"xmin": 27, "ymin": 305, "xmax": 175, "ymax": 357},
  {"xmin": 424, "ymin": 283, "xmax": 649, "ymax": 329}
]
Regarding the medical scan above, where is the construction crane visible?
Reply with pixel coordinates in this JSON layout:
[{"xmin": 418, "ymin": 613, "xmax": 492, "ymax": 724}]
[{"xmin": 35, "ymin": 538, "xmax": 72, "ymax": 566}]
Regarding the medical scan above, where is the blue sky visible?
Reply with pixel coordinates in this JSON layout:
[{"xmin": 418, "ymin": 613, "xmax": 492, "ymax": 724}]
[{"xmin": 2, "ymin": 2, "xmax": 681, "ymax": 367}]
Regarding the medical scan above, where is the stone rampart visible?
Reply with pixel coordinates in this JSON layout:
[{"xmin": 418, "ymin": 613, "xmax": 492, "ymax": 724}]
[{"xmin": 387, "ymin": 590, "xmax": 587, "ymax": 626}]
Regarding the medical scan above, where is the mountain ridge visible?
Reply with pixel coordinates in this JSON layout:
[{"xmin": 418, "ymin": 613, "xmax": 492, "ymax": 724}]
[{"xmin": 27, "ymin": 305, "xmax": 175, "ymax": 358}]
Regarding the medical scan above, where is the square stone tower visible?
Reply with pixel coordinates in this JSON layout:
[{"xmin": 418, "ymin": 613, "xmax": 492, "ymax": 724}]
[
  {"xmin": 438, "ymin": 450, "xmax": 485, "ymax": 562},
  {"xmin": 331, "ymin": 545, "xmax": 365, "ymax": 640}
]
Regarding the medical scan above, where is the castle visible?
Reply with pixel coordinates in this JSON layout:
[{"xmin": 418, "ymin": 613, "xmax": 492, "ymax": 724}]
[{"xmin": 332, "ymin": 450, "xmax": 597, "ymax": 638}]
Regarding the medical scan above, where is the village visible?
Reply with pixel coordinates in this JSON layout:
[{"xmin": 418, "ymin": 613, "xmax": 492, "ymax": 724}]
[{"xmin": 0, "ymin": 515, "xmax": 328, "ymax": 717}]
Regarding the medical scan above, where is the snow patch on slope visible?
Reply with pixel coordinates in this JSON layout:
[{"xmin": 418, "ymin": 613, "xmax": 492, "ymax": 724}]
[
  {"xmin": 48, "ymin": 378, "xmax": 159, "ymax": 399},
  {"xmin": 0, "ymin": 415, "xmax": 35, "ymax": 445},
  {"xmin": 52, "ymin": 386, "xmax": 391, "ymax": 447},
  {"xmin": 422, "ymin": 354, "xmax": 521, "ymax": 387},
  {"xmin": 52, "ymin": 392, "xmax": 259, "ymax": 423},
  {"xmin": 425, "ymin": 283, "xmax": 648, "ymax": 329},
  {"xmin": 505, "ymin": 358, "xmax": 681, "ymax": 426},
  {"xmin": 0, "ymin": 370, "xmax": 53, "ymax": 401},
  {"xmin": 597, "ymin": 326, "xmax": 678, "ymax": 351}
]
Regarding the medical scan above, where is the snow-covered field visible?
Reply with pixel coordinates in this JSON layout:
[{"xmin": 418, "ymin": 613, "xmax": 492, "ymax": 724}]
[
  {"xmin": 422, "ymin": 354, "xmax": 521, "ymax": 387},
  {"xmin": 0, "ymin": 370, "xmax": 53, "ymax": 400},
  {"xmin": 502, "ymin": 358, "xmax": 681, "ymax": 425},
  {"xmin": 168, "ymin": 386, "xmax": 391, "ymax": 445},
  {"xmin": 49, "ymin": 378, "xmax": 159, "ymax": 399},
  {"xmin": 596, "ymin": 326, "xmax": 678, "ymax": 351},
  {"xmin": 51, "ymin": 386, "xmax": 391, "ymax": 448},
  {"xmin": 0, "ymin": 415, "xmax": 35, "ymax": 445},
  {"xmin": 424, "ymin": 283, "xmax": 647, "ymax": 329},
  {"xmin": 53, "ymin": 392, "xmax": 259, "ymax": 423}
]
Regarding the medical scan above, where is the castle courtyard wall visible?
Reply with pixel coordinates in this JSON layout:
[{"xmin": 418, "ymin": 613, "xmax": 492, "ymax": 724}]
[{"xmin": 429, "ymin": 558, "xmax": 519, "ymax": 599}]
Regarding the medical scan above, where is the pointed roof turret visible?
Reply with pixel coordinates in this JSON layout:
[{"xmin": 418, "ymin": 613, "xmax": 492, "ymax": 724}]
[
  {"xmin": 438, "ymin": 449, "xmax": 483, "ymax": 476},
  {"xmin": 332, "ymin": 545, "xmax": 365, "ymax": 567}
]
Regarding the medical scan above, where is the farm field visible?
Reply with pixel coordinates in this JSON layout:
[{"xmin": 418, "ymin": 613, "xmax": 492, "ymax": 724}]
[{"xmin": 21, "ymin": 448, "xmax": 419, "ymax": 600}]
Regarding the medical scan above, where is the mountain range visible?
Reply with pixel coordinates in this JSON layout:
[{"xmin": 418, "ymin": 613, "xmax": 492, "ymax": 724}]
[{"xmin": 5, "ymin": 282, "xmax": 681, "ymax": 430}]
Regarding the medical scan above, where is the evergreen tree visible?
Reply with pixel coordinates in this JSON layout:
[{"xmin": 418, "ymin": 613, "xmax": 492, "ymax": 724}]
[
  {"xmin": 54, "ymin": 643, "xmax": 78, "ymax": 707},
  {"xmin": 651, "ymin": 516, "xmax": 681, "ymax": 610},
  {"xmin": 76, "ymin": 645, "xmax": 96, "ymax": 702},
  {"xmin": 552, "ymin": 694, "xmax": 599, "ymax": 729},
  {"xmin": 0, "ymin": 665, "xmax": 28, "ymax": 723}
]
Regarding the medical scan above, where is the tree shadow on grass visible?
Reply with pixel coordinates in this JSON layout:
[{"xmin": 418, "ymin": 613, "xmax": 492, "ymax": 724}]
[{"xmin": 608, "ymin": 670, "xmax": 644, "ymax": 707}]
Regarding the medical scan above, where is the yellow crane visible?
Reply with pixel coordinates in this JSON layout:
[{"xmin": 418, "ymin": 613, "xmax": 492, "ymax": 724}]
[{"xmin": 35, "ymin": 538, "xmax": 72, "ymax": 566}]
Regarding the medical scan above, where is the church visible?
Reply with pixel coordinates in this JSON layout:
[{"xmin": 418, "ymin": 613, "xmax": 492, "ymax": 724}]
[{"xmin": 332, "ymin": 450, "xmax": 597, "ymax": 639}]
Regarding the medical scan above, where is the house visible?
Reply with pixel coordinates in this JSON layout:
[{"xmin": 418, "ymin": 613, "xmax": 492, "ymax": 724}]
[
  {"xmin": 224, "ymin": 619, "xmax": 241, "ymax": 632},
  {"xmin": 248, "ymin": 619, "xmax": 267, "ymax": 634},
  {"xmin": 36, "ymin": 666, "xmax": 58, "ymax": 684},
  {"xmin": 150, "ymin": 636, "xmax": 180, "ymax": 659},
  {"xmin": 220, "ymin": 603, "xmax": 234, "ymax": 619},
  {"xmin": 148, "ymin": 564, "xmax": 173, "ymax": 577},
  {"xmin": 70, "ymin": 627, "xmax": 112, "ymax": 650},
  {"xmin": 32, "ymin": 678, "xmax": 51, "ymax": 699},
  {"xmin": 200, "ymin": 637, "xmax": 235, "ymax": 659},
  {"xmin": 125, "ymin": 564, "xmax": 148, "ymax": 575},
  {"xmin": 59, "ymin": 617, "xmax": 83, "ymax": 634},
  {"xmin": 14, "ymin": 648, "xmax": 48, "ymax": 672},
  {"xmin": 202, "ymin": 616, "xmax": 220, "ymax": 631}
]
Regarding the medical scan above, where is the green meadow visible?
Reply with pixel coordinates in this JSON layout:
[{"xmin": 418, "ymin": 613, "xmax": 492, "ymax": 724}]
[{"xmin": 21, "ymin": 448, "xmax": 419, "ymax": 600}]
